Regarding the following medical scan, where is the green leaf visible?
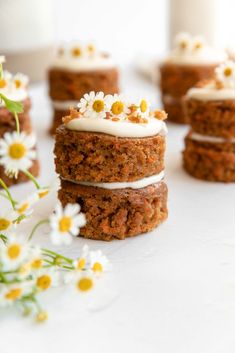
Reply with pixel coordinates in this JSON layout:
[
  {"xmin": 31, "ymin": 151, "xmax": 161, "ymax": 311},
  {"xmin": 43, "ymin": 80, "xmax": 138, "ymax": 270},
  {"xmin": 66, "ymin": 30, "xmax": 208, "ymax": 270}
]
[{"xmin": 0, "ymin": 93, "xmax": 23, "ymax": 114}]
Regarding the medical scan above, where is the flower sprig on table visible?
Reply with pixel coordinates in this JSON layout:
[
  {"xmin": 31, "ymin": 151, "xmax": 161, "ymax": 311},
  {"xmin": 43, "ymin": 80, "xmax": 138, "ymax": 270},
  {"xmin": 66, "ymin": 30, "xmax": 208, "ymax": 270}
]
[{"xmin": 0, "ymin": 56, "xmax": 110, "ymax": 322}]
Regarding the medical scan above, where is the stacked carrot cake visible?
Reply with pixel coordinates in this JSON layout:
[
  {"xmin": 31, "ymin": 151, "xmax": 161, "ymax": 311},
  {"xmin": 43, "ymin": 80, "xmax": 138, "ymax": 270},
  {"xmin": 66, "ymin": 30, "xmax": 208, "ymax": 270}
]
[
  {"xmin": 0, "ymin": 69, "xmax": 39, "ymax": 186},
  {"xmin": 183, "ymin": 61, "xmax": 235, "ymax": 182},
  {"xmin": 54, "ymin": 92, "xmax": 168, "ymax": 240},
  {"xmin": 159, "ymin": 33, "xmax": 227, "ymax": 124},
  {"xmin": 48, "ymin": 42, "xmax": 119, "ymax": 134}
]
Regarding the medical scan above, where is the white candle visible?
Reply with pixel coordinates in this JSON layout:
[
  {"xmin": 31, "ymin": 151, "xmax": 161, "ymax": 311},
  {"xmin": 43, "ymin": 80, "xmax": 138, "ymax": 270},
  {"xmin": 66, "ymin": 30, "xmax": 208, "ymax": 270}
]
[
  {"xmin": 169, "ymin": 0, "xmax": 216, "ymax": 47},
  {"xmin": 0, "ymin": 0, "xmax": 55, "ymax": 81}
]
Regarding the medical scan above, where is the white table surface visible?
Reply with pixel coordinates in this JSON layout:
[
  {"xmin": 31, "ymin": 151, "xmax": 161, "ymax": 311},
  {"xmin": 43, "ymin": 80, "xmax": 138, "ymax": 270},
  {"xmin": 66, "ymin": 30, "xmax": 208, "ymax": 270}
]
[{"xmin": 1, "ymin": 67, "xmax": 235, "ymax": 353}]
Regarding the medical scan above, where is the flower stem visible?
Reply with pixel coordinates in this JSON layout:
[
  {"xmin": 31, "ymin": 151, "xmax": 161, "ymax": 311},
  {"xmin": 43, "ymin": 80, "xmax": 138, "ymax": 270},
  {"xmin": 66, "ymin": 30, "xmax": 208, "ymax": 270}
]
[
  {"xmin": 14, "ymin": 112, "xmax": 20, "ymax": 134},
  {"xmin": 22, "ymin": 169, "xmax": 40, "ymax": 189},
  {"xmin": 42, "ymin": 248, "xmax": 73, "ymax": 264},
  {"xmin": 28, "ymin": 219, "xmax": 49, "ymax": 242},
  {"xmin": 0, "ymin": 178, "xmax": 17, "ymax": 209},
  {"xmin": 0, "ymin": 234, "xmax": 7, "ymax": 244},
  {"xmin": 0, "ymin": 64, "xmax": 3, "ymax": 80}
]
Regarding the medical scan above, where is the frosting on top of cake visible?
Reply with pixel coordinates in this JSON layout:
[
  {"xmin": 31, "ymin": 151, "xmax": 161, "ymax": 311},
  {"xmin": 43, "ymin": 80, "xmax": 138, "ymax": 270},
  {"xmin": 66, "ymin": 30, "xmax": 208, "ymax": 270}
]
[
  {"xmin": 52, "ymin": 42, "xmax": 116, "ymax": 72},
  {"xmin": 0, "ymin": 70, "xmax": 29, "ymax": 106},
  {"xmin": 187, "ymin": 61, "xmax": 235, "ymax": 101},
  {"xmin": 166, "ymin": 33, "xmax": 227, "ymax": 66},
  {"xmin": 63, "ymin": 92, "xmax": 167, "ymax": 138}
]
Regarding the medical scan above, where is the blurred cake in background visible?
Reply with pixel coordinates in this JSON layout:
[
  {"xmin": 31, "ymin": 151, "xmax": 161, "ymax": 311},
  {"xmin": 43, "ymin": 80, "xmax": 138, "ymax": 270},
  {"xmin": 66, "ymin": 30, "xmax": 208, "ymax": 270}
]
[
  {"xmin": 0, "ymin": 67, "xmax": 39, "ymax": 186},
  {"xmin": 48, "ymin": 42, "xmax": 119, "ymax": 134},
  {"xmin": 183, "ymin": 61, "xmax": 235, "ymax": 182},
  {"xmin": 159, "ymin": 33, "xmax": 227, "ymax": 124}
]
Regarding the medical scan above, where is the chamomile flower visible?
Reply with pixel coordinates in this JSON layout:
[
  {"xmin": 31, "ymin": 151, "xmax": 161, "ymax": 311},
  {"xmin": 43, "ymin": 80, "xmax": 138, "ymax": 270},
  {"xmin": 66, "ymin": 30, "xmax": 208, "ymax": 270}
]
[
  {"xmin": 0, "ymin": 71, "xmax": 12, "ymax": 91},
  {"xmin": 215, "ymin": 61, "xmax": 235, "ymax": 88},
  {"xmin": 73, "ymin": 244, "xmax": 90, "ymax": 271},
  {"xmin": 135, "ymin": 99, "xmax": 150, "ymax": 118},
  {"xmin": 36, "ymin": 187, "xmax": 50, "ymax": 199},
  {"xmin": 175, "ymin": 32, "xmax": 192, "ymax": 52},
  {"xmin": 77, "ymin": 91, "xmax": 110, "ymax": 119},
  {"xmin": 70, "ymin": 45, "xmax": 83, "ymax": 58},
  {"xmin": 0, "ymin": 55, "xmax": 5, "ymax": 65},
  {"xmin": 28, "ymin": 246, "xmax": 44, "ymax": 272},
  {"xmin": 192, "ymin": 35, "xmax": 205, "ymax": 51},
  {"xmin": 0, "ymin": 210, "xmax": 17, "ymax": 234},
  {"xmin": 13, "ymin": 73, "xmax": 29, "ymax": 89},
  {"xmin": 0, "ymin": 234, "xmax": 29, "ymax": 271},
  {"xmin": 34, "ymin": 268, "xmax": 59, "ymax": 292},
  {"xmin": 15, "ymin": 193, "xmax": 38, "ymax": 218},
  {"xmin": 89, "ymin": 250, "xmax": 110, "ymax": 273},
  {"xmin": 108, "ymin": 94, "xmax": 130, "ymax": 119},
  {"xmin": 49, "ymin": 203, "xmax": 86, "ymax": 245},
  {"xmin": 76, "ymin": 270, "xmax": 95, "ymax": 292},
  {"xmin": 0, "ymin": 131, "xmax": 36, "ymax": 177},
  {"xmin": 0, "ymin": 282, "xmax": 32, "ymax": 307}
]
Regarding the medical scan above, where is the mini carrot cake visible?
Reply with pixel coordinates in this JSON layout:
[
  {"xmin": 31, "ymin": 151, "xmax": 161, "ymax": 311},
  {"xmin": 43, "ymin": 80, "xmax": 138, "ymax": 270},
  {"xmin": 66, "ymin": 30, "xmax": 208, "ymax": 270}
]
[
  {"xmin": 54, "ymin": 92, "xmax": 168, "ymax": 240},
  {"xmin": 0, "ymin": 69, "xmax": 39, "ymax": 186},
  {"xmin": 183, "ymin": 61, "xmax": 235, "ymax": 182},
  {"xmin": 159, "ymin": 33, "xmax": 227, "ymax": 124},
  {"xmin": 48, "ymin": 42, "xmax": 119, "ymax": 134}
]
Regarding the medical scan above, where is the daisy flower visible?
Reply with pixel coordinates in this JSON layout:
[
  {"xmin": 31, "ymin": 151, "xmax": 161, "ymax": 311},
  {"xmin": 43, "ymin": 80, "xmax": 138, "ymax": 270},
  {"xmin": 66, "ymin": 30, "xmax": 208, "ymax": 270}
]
[
  {"xmin": 215, "ymin": 61, "xmax": 235, "ymax": 88},
  {"xmin": 0, "ymin": 210, "xmax": 17, "ymax": 234},
  {"xmin": 0, "ymin": 233, "xmax": 29, "ymax": 271},
  {"xmin": 15, "ymin": 193, "xmax": 38, "ymax": 219},
  {"xmin": 135, "ymin": 99, "xmax": 150, "ymax": 118},
  {"xmin": 0, "ymin": 131, "xmax": 36, "ymax": 177},
  {"xmin": 28, "ymin": 246, "xmax": 44, "ymax": 272},
  {"xmin": 34, "ymin": 268, "xmax": 59, "ymax": 292},
  {"xmin": 0, "ymin": 71, "xmax": 13, "ymax": 91},
  {"xmin": 0, "ymin": 282, "xmax": 32, "ymax": 307},
  {"xmin": 0, "ymin": 56, "xmax": 5, "ymax": 65},
  {"xmin": 73, "ymin": 244, "xmax": 90, "ymax": 271},
  {"xmin": 13, "ymin": 73, "xmax": 29, "ymax": 89},
  {"xmin": 89, "ymin": 250, "xmax": 110, "ymax": 273},
  {"xmin": 175, "ymin": 32, "xmax": 192, "ymax": 52},
  {"xmin": 108, "ymin": 94, "xmax": 130, "ymax": 120},
  {"xmin": 192, "ymin": 35, "xmax": 205, "ymax": 51},
  {"xmin": 36, "ymin": 187, "xmax": 50, "ymax": 199},
  {"xmin": 75, "ymin": 270, "xmax": 95, "ymax": 292},
  {"xmin": 77, "ymin": 91, "xmax": 110, "ymax": 119},
  {"xmin": 70, "ymin": 45, "xmax": 83, "ymax": 58},
  {"xmin": 49, "ymin": 203, "xmax": 86, "ymax": 245}
]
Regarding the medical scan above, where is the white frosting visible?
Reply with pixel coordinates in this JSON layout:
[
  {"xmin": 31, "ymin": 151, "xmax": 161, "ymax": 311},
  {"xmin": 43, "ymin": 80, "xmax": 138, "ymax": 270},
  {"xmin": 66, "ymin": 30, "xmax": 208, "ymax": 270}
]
[
  {"xmin": 0, "ymin": 89, "xmax": 28, "ymax": 107},
  {"xmin": 52, "ymin": 55, "xmax": 116, "ymax": 72},
  {"xmin": 187, "ymin": 84, "xmax": 235, "ymax": 101},
  {"xmin": 63, "ymin": 171, "xmax": 165, "ymax": 190},
  {"xmin": 66, "ymin": 117, "xmax": 167, "ymax": 138},
  {"xmin": 166, "ymin": 47, "xmax": 227, "ymax": 66},
  {"xmin": 189, "ymin": 132, "xmax": 235, "ymax": 144},
  {"xmin": 52, "ymin": 100, "xmax": 78, "ymax": 110}
]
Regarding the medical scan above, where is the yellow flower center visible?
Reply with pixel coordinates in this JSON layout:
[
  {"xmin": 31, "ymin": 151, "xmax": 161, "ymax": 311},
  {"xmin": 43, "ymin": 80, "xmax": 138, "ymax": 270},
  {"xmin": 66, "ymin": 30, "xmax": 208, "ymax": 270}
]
[
  {"xmin": 71, "ymin": 47, "xmax": 82, "ymax": 57},
  {"xmin": 180, "ymin": 41, "xmax": 187, "ymax": 50},
  {"xmin": 111, "ymin": 101, "xmax": 124, "ymax": 115},
  {"xmin": 7, "ymin": 244, "xmax": 21, "ymax": 260},
  {"xmin": 0, "ymin": 79, "xmax": 7, "ymax": 89},
  {"xmin": 17, "ymin": 202, "xmax": 29, "ymax": 214},
  {"xmin": 87, "ymin": 44, "xmax": 95, "ymax": 53},
  {"xmin": 5, "ymin": 288, "xmax": 22, "ymax": 301},
  {"xmin": 194, "ymin": 42, "xmax": 202, "ymax": 50},
  {"xmin": 140, "ymin": 99, "xmax": 148, "ymax": 113},
  {"xmin": 92, "ymin": 100, "xmax": 105, "ymax": 113},
  {"xmin": 36, "ymin": 311, "xmax": 48, "ymax": 322},
  {"xmin": 36, "ymin": 274, "xmax": 52, "ymax": 291},
  {"xmin": 77, "ymin": 258, "xmax": 86, "ymax": 270},
  {"xmin": 77, "ymin": 277, "xmax": 93, "ymax": 291},
  {"xmin": 31, "ymin": 258, "xmax": 43, "ymax": 269},
  {"xmin": 59, "ymin": 216, "xmax": 72, "ymax": 232},
  {"xmin": 38, "ymin": 189, "xmax": 49, "ymax": 198},
  {"xmin": 0, "ymin": 218, "xmax": 11, "ymax": 231},
  {"xmin": 15, "ymin": 79, "xmax": 22, "ymax": 89},
  {"xmin": 9, "ymin": 142, "xmax": 26, "ymax": 159},
  {"xmin": 224, "ymin": 67, "xmax": 232, "ymax": 77},
  {"xmin": 92, "ymin": 262, "xmax": 103, "ymax": 272}
]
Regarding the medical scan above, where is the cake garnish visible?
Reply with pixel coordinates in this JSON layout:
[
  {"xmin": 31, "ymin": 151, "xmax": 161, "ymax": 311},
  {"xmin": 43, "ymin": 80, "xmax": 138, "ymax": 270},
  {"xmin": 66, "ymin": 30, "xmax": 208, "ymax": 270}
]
[
  {"xmin": 63, "ymin": 92, "xmax": 167, "ymax": 124},
  {"xmin": 175, "ymin": 33, "xmax": 205, "ymax": 54},
  {"xmin": 56, "ymin": 42, "xmax": 105, "ymax": 60},
  {"xmin": 0, "ymin": 70, "xmax": 29, "ymax": 97},
  {"xmin": 215, "ymin": 61, "xmax": 235, "ymax": 89}
]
